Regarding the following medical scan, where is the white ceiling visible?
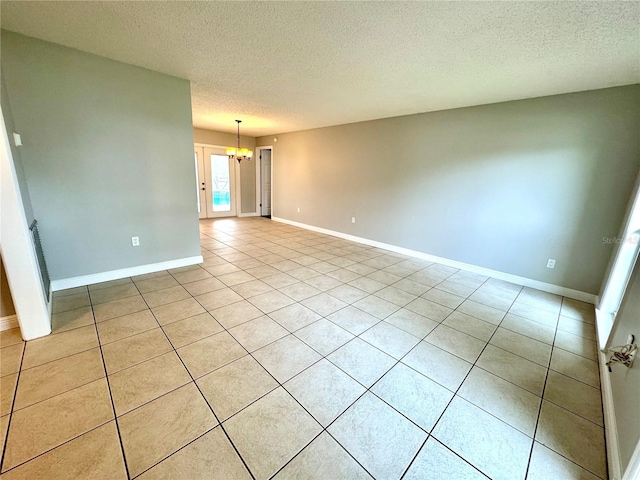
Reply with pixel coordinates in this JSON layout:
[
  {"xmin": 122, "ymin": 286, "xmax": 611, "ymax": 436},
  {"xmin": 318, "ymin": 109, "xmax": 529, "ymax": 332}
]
[{"xmin": 2, "ymin": 1, "xmax": 639, "ymax": 137}]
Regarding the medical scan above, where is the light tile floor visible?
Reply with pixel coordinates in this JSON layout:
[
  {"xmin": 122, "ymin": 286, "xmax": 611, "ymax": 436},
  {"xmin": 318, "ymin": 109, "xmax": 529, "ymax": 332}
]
[{"xmin": 0, "ymin": 217, "xmax": 606, "ymax": 479}]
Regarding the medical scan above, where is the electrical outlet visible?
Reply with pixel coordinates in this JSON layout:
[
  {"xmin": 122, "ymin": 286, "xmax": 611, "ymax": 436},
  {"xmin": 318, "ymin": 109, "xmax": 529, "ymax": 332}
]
[
  {"xmin": 297, "ymin": 207, "xmax": 300, "ymax": 213},
  {"xmin": 351, "ymin": 217, "xmax": 356, "ymax": 224},
  {"xmin": 546, "ymin": 259, "xmax": 556, "ymax": 269},
  {"xmin": 131, "ymin": 236, "xmax": 140, "ymax": 247}
]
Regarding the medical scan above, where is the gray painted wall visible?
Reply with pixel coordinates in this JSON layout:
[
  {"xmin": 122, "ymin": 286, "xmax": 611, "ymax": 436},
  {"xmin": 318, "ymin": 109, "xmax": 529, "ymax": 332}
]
[
  {"xmin": 193, "ymin": 128, "xmax": 256, "ymax": 214},
  {"xmin": 609, "ymin": 256, "xmax": 640, "ymax": 472},
  {"xmin": 1, "ymin": 31, "xmax": 201, "ymax": 280},
  {"xmin": 257, "ymin": 85, "xmax": 640, "ymax": 294},
  {"xmin": 1, "ymin": 72, "xmax": 34, "ymax": 224}
]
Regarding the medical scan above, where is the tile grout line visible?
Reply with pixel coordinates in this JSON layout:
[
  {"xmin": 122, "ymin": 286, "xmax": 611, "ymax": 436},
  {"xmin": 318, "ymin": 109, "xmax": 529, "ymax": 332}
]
[
  {"xmin": 592, "ymin": 297, "xmax": 612, "ymax": 479},
  {"xmin": 0, "ymin": 295, "xmax": 115, "ymax": 477},
  {"xmin": 267, "ymin": 268, "xmax": 495, "ymax": 479},
  {"xmin": 0, "ymin": 326, "xmax": 115, "ymax": 475},
  {"xmin": 523, "ymin": 306, "xmax": 561, "ymax": 480},
  {"xmin": 525, "ymin": 295, "xmax": 608, "ymax": 480},
  {"xmin": 188, "ymin": 233, "xmax": 386, "ymax": 478},
  {"xmin": 87, "ymin": 287, "xmax": 133, "ymax": 480},
  {"xmin": 233, "ymin": 338, "xmax": 377, "ymax": 479},
  {"xmin": 0, "ymin": 421, "xmax": 116, "ymax": 474},
  {"xmin": 195, "ymin": 232, "xmax": 390, "ymax": 478},
  {"xmin": 256, "ymin": 267, "xmax": 484, "ymax": 477},
  {"xmin": 358, "ymin": 276, "xmax": 521, "ymax": 479},
  {"xmin": 135, "ymin": 269, "xmax": 258, "ymax": 480},
  {"xmin": 6, "ymin": 365, "xmax": 108, "ymax": 416},
  {"xmin": 0, "ymin": 339, "xmax": 27, "ymax": 474},
  {"xmin": 199, "ymin": 305, "xmax": 360, "ymax": 478},
  {"xmin": 395, "ymin": 275, "xmax": 505, "ymax": 479}
]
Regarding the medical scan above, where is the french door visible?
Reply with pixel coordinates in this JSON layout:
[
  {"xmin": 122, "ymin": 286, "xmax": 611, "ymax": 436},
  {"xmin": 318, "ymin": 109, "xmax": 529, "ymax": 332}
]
[{"xmin": 194, "ymin": 146, "xmax": 237, "ymax": 218}]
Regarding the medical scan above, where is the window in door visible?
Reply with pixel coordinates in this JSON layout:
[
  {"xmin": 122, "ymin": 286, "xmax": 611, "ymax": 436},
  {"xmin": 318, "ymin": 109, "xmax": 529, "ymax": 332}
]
[
  {"xmin": 194, "ymin": 146, "xmax": 237, "ymax": 219},
  {"xmin": 211, "ymin": 155, "xmax": 232, "ymax": 213}
]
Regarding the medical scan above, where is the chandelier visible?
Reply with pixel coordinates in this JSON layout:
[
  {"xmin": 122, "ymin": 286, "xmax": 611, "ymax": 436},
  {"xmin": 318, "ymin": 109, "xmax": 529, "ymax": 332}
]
[{"xmin": 226, "ymin": 120, "xmax": 253, "ymax": 163}]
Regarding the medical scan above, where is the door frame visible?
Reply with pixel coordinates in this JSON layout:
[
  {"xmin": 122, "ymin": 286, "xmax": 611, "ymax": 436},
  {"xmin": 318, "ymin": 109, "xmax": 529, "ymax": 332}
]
[
  {"xmin": 597, "ymin": 170, "xmax": 640, "ymax": 350},
  {"xmin": 194, "ymin": 143, "xmax": 242, "ymax": 219},
  {"xmin": 255, "ymin": 146, "xmax": 274, "ymax": 217}
]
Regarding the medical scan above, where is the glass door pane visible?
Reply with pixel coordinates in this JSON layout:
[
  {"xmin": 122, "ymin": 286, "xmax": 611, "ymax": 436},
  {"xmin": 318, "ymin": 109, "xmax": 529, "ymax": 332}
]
[
  {"xmin": 203, "ymin": 147, "xmax": 236, "ymax": 218},
  {"xmin": 211, "ymin": 155, "xmax": 231, "ymax": 212}
]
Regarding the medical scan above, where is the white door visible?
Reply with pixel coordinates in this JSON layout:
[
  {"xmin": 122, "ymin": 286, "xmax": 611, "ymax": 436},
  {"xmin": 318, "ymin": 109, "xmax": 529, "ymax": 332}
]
[
  {"xmin": 195, "ymin": 146, "xmax": 237, "ymax": 218},
  {"xmin": 261, "ymin": 149, "xmax": 272, "ymax": 216}
]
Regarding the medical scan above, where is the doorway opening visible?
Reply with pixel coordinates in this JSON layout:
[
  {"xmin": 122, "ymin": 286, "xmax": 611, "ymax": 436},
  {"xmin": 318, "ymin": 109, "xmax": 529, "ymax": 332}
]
[{"xmin": 257, "ymin": 147, "xmax": 272, "ymax": 218}]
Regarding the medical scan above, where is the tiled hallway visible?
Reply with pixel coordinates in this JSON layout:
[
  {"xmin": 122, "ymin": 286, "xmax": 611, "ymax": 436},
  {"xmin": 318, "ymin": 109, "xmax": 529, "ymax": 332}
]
[{"xmin": 0, "ymin": 217, "xmax": 605, "ymax": 479}]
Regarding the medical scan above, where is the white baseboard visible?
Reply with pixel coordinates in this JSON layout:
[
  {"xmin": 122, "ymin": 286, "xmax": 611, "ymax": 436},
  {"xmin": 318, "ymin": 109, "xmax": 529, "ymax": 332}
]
[
  {"xmin": 599, "ymin": 350, "xmax": 622, "ymax": 480},
  {"xmin": 50, "ymin": 255, "xmax": 203, "ymax": 291},
  {"xmin": 238, "ymin": 212, "xmax": 259, "ymax": 218},
  {"xmin": 0, "ymin": 314, "xmax": 19, "ymax": 332},
  {"xmin": 272, "ymin": 216, "xmax": 596, "ymax": 303}
]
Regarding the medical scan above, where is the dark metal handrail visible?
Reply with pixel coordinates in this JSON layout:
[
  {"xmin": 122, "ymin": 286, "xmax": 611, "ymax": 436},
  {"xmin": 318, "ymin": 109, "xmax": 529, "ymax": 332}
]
[{"xmin": 29, "ymin": 219, "xmax": 50, "ymax": 300}]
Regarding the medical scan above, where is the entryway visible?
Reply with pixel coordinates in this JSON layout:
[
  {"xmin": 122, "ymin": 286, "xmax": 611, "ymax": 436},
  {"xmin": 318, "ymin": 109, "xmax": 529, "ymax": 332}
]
[
  {"xmin": 194, "ymin": 145, "xmax": 237, "ymax": 219},
  {"xmin": 257, "ymin": 147, "xmax": 272, "ymax": 218}
]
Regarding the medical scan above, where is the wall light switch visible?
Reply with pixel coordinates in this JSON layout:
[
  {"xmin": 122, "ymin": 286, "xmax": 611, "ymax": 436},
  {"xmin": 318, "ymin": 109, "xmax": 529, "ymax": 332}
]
[
  {"xmin": 546, "ymin": 259, "xmax": 556, "ymax": 269},
  {"xmin": 351, "ymin": 217, "xmax": 356, "ymax": 224},
  {"xmin": 131, "ymin": 236, "xmax": 140, "ymax": 247},
  {"xmin": 297, "ymin": 207, "xmax": 300, "ymax": 213},
  {"xmin": 13, "ymin": 133, "xmax": 22, "ymax": 147}
]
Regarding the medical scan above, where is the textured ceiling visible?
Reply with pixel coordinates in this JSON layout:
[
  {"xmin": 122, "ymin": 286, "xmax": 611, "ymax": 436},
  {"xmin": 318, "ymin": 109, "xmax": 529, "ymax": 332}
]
[{"xmin": 1, "ymin": 1, "xmax": 639, "ymax": 136}]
